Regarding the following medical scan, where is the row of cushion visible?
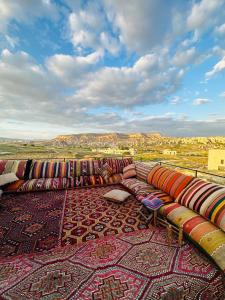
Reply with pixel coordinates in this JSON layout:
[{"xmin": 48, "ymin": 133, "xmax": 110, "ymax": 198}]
[{"xmin": 0, "ymin": 158, "xmax": 133, "ymax": 180}]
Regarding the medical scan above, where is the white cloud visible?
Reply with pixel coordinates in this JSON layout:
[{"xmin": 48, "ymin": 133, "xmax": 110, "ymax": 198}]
[
  {"xmin": 205, "ymin": 56, "xmax": 225, "ymax": 79},
  {"xmin": 219, "ymin": 92, "xmax": 225, "ymax": 98},
  {"xmin": 187, "ymin": 0, "xmax": 225, "ymax": 38},
  {"xmin": 192, "ymin": 98, "xmax": 211, "ymax": 105},
  {"xmin": 69, "ymin": 51, "xmax": 183, "ymax": 108},
  {"xmin": 68, "ymin": 1, "xmax": 119, "ymax": 55},
  {"xmin": 103, "ymin": 0, "xmax": 185, "ymax": 54},
  {"xmin": 46, "ymin": 50, "xmax": 103, "ymax": 86},
  {"xmin": 215, "ymin": 23, "xmax": 225, "ymax": 35},
  {"xmin": 0, "ymin": 0, "xmax": 59, "ymax": 33},
  {"xmin": 170, "ymin": 96, "xmax": 181, "ymax": 105},
  {"xmin": 173, "ymin": 47, "xmax": 197, "ymax": 67}
]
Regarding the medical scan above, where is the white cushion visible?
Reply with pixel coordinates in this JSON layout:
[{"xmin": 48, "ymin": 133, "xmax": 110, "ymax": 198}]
[
  {"xmin": 0, "ymin": 173, "xmax": 19, "ymax": 187},
  {"xmin": 103, "ymin": 189, "xmax": 131, "ymax": 203}
]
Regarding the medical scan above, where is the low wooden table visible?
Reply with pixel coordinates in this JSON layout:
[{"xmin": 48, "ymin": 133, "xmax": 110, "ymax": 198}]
[{"xmin": 140, "ymin": 204, "xmax": 183, "ymax": 247}]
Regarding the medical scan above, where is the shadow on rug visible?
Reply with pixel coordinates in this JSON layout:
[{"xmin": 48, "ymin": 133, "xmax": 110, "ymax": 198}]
[
  {"xmin": 0, "ymin": 227, "xmax": 224, "ymax": 300},
  {"xmin": 61, "ymin": 185, "xmax": 149, "ymax": 246},
  {"xmin": 0, "ymin": 190, "xmax": 66, "ymax": 257}
]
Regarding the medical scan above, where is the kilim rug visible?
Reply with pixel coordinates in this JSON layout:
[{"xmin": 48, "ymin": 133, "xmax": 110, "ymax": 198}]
[
  {"xmin": 61, "ymin": 185, "xmax": 149, "ymax": 246},
  {"xmin": 0, "ymin": 227, "xmax": 224, "ymax": 300},
  {"xmin": 0, "ymin": 190, "xmax": 66, "ymax": 257}
]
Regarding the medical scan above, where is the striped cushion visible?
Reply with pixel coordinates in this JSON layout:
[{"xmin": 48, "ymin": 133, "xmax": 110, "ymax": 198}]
[
  {"xmin": 104, "ymin": 158, "xmax": 133, "ymax": 174},
  {"xmin": 19, "ymin": 178, "xmax": 69, "ymax": 192},
  {"xmin": 29, "ymin": 161, "xmax": 71, "ymax": 179},
  {"xmin": 70, "ymin": 175, "xmax": 105, "ymax": 187},
  {"xmin": 0, "ymin": 160, "xmax": 27, "ymax": 179},
  {"xmin": 176, "ymin": 178, "xmax": 225, "ymax": 232},
  {"xmin": 70, "ymin": 160, "xmax": 103, "ymax": 177},
  {"xmin": 135, "ymin": 162, "xmax": 158, "ymax": 182},
  {"xmin": 147, "ymin": 165, "xmax": 194, "ymax": 199},
  {"xmin": 121, "ymin": 178, "xmax": 155, "ymax": 196},
  {"xmin": 123, "ymin": 164, "xmax": 136, "ymax": 179},
  {"xmin": 147, "ymin": 190, "xmax": 173, "ymax": 203},
  {"xmin": 160, "ymin": 203, "xmax": 225, "ymax": 271},
  {"xmin": 108, "ymin": 173, "xmax": 123, "ymax": 184}
]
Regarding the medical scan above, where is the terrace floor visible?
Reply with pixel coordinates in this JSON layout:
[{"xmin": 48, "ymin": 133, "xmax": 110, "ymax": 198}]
[{"xmin": 0, "ymin": 186, "xmax": 225, "ymax": 299}]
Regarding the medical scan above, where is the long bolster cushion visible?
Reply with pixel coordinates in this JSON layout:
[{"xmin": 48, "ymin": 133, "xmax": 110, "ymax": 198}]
[
  {"xmin": 19, "ymin": 178, "xmax": 70, "ymax": 192},
  {"xmin": 147, "ymin": 165, "xmax": 194, "ymax": 199},
  {"xmin": 160, "ymin": 203, "xmax": 225, "ymax": 271},
  {"xmin": 176, "ymin": 178, "xmax": 225, "ymax": 232}
]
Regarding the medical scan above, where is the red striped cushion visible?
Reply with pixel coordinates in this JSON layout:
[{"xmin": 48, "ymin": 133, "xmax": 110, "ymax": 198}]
[
  {"xmin": 147, "ymin": 165, "xmax": 193, "ymax": 199},
  {"xmin": 104, "ymin": 158, "xmax": 133, "ymax": 174},
  {"xmin": 29, "ymin": 161, "xmax": 71, "ymax": 179},
  {"xmin": 70, "ymin": 160, "xmax": 103, "ymax": 177},
  {"xmin": 0, "ymin": 160, "xmax": 27, "ymax": 179},
  {"xmin": 176, "ymin": 178, "xmax": 225, "ymax": 232},
  {"xmin": 135, "ymin": 162, "xmax": 157, "ymax": 182}
]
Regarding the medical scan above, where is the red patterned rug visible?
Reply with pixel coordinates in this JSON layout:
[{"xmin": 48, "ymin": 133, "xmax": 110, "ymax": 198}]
[
  {"xmin": 0, "ymin": 191, "xmax": 66, "ymax": 257},
  {"xmin": 0, "ymin": 228, "xmax": 224, "ymax": 300},
  {"xmin": 61, "ymin": 185, "xmax": 149, "ymax": 246}
]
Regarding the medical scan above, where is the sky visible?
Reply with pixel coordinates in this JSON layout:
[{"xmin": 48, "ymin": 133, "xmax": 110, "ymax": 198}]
[{"xmin": 0, "ymin": 0, "xmax": 225, "ymax": 139}]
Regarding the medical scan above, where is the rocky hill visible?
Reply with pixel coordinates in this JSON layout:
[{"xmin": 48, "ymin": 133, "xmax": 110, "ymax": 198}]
[{"xmin": 51, "ymin": 133, "xmax": 225, "ymax": 148}]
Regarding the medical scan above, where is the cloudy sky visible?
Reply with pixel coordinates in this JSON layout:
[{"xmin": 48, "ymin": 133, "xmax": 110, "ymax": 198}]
[{"xmin": 0, "ymin": 0, "xmax": 225, "ymax": 139}]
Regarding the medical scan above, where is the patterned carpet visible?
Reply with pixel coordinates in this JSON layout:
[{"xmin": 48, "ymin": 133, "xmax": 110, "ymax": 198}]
[
  {"xmin": 0, "ymin": 185, "xmax": 148, "ymax": 257},
  {"xmin": 0, "ymin": 190, "xmax": 66, "ymax": 257},
  {"xmin": 0, "ymin": 228, "xmax": 224, "ymax": 300},
  {"xmin": 61, "ymin": 185, "xmax": 149, "ymax": 246}
]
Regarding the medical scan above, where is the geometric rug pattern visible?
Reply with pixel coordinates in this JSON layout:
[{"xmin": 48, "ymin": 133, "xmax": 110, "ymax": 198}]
[
  {"xmin": 0, "ymin": 190, "xmax": 66, "ymax": 257},
  {"xmin": 61, "ymin": 185, "xmax": 149, "ymax": 246},
  {"xmin": 0, "ymin": 228, "xmax": 224, "ymax": 300}
]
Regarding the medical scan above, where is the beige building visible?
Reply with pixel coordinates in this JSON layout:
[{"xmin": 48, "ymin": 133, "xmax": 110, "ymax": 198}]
[
  {"xmin": 162, "ymin": 149, "xmax": 177, "ymax": 155},
  {"xmin": 208, "ymin": 149, "xmax": 225, "ymax": 170}
]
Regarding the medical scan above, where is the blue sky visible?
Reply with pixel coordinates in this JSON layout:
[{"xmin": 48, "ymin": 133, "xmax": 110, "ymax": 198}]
[{"xmin": 0, "ymin": 0, "xmax": 225, "ymax": 139}]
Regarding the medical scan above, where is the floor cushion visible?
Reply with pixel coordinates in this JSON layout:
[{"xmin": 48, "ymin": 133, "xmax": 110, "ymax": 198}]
[
  {"xmin": 104, "ymin": 158, "xmax": 133, "ymax": 174},
  {"xmin": 135, "ymin": 162, "xmax": 158, "ymax": 182},
  {"xmin": 0, "ymin": 173, "xmax": 19, "ymax": 187},
  {"xmin": 121, "ymin": 178, "xmax": 155, "ymax": 196},
  {"xmin": 160, "ymin": 203, "xmax": 225, "ymax": 271},
  {"xmin": 103, "ymin": 189, "xmax": 131, "ymax": 203},
  {"xmin": 19, "ymin": 178, "xmax": 70, "ymax": 192},
  {"xmin": 123, "ymin": 164, "xmax": 136, "ymax": 179},
  {"xmin": 70, "ymin": 175, "xmax": 105, "ymax": 187},
  {"xmin": 108, "ymin": 173, "xmax": 123, "ymax": 184}
]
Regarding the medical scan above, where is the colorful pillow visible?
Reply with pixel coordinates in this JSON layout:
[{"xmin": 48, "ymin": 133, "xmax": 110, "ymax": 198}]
[
  {"xmin": 97, "ymin": 163, "xmax": 113, "ymax": 182},
  {"xmin": 123, "ymin": 164, "xmax": 136, "ymax": 179},
  {"xmin": 142, "ymin": 196, "xmax": 164, "ymax": 210},
  {"xmin": 70, "ymin": 160, "xmax": 103, "ymax": 177},
  {"xmin": 103, "ymin": 158, "xmax": 133, "ymax": 174},
  {"xmin": 29, "ymin": 161, "xmax": 71, "ymax": 179},
  {"xmin": 0, "ymin": 173, "xmax": 19, "ymax": 187},
  {"xmin": 147, "ymin": 165, "xmax": 194, "ymax": 199},
  {"xmin": 103, "ymin": 189, "xmax": 131, "ymax": 203},
  {"xmin": 0, "ymin": 160, "xmax": 27, "ymax": 179},
  {"xmin": 135, "ymin": 162, "xmax": 158, "ymax": 182},
  {"xmin": 176, "ymin": 178, "xmax": 225, "ymax": 232}
]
